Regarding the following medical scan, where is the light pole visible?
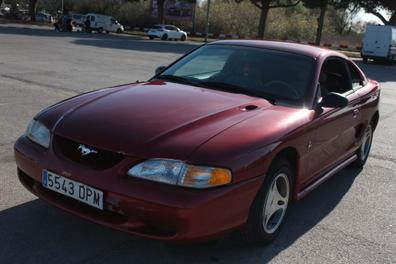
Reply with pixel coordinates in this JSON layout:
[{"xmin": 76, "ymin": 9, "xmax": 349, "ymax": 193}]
[
  {"xmin": 61, "ymin": 0, "xmax": 64, "ymax": 14},
  {"xmin": 204, "ymin": 0, "xmax": 211, "ymax": 42}
]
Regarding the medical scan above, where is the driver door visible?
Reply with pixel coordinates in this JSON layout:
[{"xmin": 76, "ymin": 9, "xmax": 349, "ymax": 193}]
[{"xmin": 303, "ymin": 58, "xmax": 361, "ymax": 186}]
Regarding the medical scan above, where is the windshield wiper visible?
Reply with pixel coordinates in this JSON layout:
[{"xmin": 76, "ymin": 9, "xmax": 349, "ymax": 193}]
[
  {"xmin": 198, "ymin": 81, "xmax": 276, "ymax": 104},
  {"xmin": 155, "ymin": 75, "xmax": 200, "ymax": 86}
]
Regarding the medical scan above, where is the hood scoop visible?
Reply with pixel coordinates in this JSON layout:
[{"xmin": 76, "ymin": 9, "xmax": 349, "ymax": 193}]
[{"xmin": 240, "ymin": 104, "xmax": 259, "ymax": 111}]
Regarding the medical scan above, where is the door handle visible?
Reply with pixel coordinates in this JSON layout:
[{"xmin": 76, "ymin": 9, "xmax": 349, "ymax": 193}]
[{"xmin": 353, "ymin": 109, "xmax": 360, "ymax": 119}]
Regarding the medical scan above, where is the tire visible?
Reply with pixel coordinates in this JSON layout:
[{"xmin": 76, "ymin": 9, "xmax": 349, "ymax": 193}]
[
  {"xmin": 98, "ymin": 27, "xmax": 103, "ymax": 34},
  {"xmin": 181, "ymin": 35, "xmax": 186, "ymax": 41},
  {"xmin": 244, "ymin": 158, "xmax": 293, "ymax": 245},
  {"xmin": 352, "ymin": 124, "xmax": 373, "ymax": 168},
  {"xmin": 149, "ymin": 36, "xmax": 154, "ymax": 40},
  {"xmin": 362, "ymin": 57, "xmax": 368, "ymax": 63},
  {"xmin": 161, "ymin": 34, "xmax": 168, "ymax": 40},
  {"xmin": 116, "ymin": 28, "xmax": 122, "ymax": 34}
]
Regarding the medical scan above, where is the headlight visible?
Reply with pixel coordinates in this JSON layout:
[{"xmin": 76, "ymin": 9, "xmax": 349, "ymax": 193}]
[
  {"xmin": 127, "ymin": 159, "xmax": 232, "ymax": 189},
  {"xmin": 26, "ymin": 120, "xmax": 50, "ymax": 148}
]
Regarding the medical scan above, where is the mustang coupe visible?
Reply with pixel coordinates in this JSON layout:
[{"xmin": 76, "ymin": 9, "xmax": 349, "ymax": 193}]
[{"xmin": 15, "ymin": 40, "xmax": 380, "ymax": 244}]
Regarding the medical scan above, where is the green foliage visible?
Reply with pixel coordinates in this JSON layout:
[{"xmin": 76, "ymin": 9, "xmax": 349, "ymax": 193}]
[
  {"xmin": 31, "ymin": 0, "xmax": 365, "ymax": 40},
  {"xmin": 334, "ymin": 0, "xmax": 396, "ymax": 25}
]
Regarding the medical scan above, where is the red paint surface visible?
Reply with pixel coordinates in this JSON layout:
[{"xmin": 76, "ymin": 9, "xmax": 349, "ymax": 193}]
[{"xmin": 14, "ymin": 41, "xmax": 380, "ymax": 242}]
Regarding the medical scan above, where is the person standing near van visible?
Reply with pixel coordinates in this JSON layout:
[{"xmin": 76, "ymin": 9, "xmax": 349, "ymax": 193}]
[{"xmin": 85, "ymin": 17, "xmax": 91, "ymax": 33}]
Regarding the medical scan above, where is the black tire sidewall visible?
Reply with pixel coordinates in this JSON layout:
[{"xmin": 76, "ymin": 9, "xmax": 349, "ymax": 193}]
[
  {"xmin": 353, "ymin": 124, "xmax": 373, "ymax": 168},
  {"xmin": 162, "ymin": 34, "xmax": 168, "ymax": 40}
]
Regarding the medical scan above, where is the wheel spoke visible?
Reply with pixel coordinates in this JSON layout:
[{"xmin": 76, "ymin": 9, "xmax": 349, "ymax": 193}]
[{"xmin": 262, "ymin": 173, "xmax": 290, "ymax": 234}]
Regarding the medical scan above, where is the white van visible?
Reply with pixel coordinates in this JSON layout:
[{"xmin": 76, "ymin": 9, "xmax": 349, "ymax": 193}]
[
  {"xmin": 85, "ymin": 13, "xmax": 124, "ymax": 33},
  {"xmin": 361, "ymin": 25, "xmax": 396, "ymax": 62}
]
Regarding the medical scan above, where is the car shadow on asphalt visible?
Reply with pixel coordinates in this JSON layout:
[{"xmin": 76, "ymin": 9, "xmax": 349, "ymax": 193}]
[
  {"xmin": 0, "ymin": 26, "xmax": 199, "ymax": 55},
  {"xmin": 0, "ymin": 167, "xmax": 361, "ymax": 263}
]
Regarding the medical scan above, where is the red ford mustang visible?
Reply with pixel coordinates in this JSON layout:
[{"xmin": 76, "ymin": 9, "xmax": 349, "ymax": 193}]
[{"xmin": 14, "ymin": 40, "xmax": 380, "ymax": 244}]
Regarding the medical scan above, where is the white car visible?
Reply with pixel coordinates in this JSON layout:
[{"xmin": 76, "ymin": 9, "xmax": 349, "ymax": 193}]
[
  {"xmin": 36, "ymin": 12, "xmax": 54, "ymax": 23},
  {"xmin": 85, "ymin": 13, "xmax": 124, "ymax": 33},
  {"xmin": 70, "ymin": 13, "xmax": 85, "ymax": 27},
  {"xmin": 147, "ymin": 24, "xmax": 187, "ymax": 41}
]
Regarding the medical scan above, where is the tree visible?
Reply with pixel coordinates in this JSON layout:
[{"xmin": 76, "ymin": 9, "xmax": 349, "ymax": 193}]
[
  {"xmin": 302, "ymin": 0, "xmax": 358, "ymax": 45},
  {"xmin": 157, "ymin": 0, "xmax": 164, "ymax": 23},
  {"xmin": 29, "ymin": 0, "xmax": 37, "ymax": 21},
  {"xmin": 337, "ymin": 0, "xmax": 396, "ymax": 26},
  {"xmin": 241, "ymin": 0, "xmax": 301, "ymax": 39},
  {"xmin": 302, "ymin": 0, "xmax": 327, "ymax": 45},
  {"xmin": 357, "ymin": 0, "xmax": 396, "ymax": 25},
  {"xmin": 330, "ymin": 6, "xmax": 359, "ymax": 35}
]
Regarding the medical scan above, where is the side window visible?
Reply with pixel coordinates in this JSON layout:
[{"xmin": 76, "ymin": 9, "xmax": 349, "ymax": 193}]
[
  {"xmin": 318, "ymin": 58, "xmax": 352, "ymax": 100},
  {"xmin": 90, "ymin": 16, "xmax": 95, "ymax": 22},
  {"xmin": 393, "ymin": 30, "xmax": 396, "ymax": 46},
  {"xmin": 347, "ymin": 63, "xmax": 364, "ymax": 89}
]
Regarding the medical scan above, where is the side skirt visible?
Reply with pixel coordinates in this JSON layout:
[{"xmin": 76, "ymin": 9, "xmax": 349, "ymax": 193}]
[{"xmin": 296, "ymin": 154, "xmax": 357, "ymax": 200}]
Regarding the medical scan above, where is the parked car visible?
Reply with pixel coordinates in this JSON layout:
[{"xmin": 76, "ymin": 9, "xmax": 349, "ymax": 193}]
[
  {"xmin": 15, "ymin": 40, "xmax": 379, "ymax": 244},
  {"xmin": 361, "ymin": 24, "xmax": 396, "ymax": 63},
  {"xmin": 147, "ymin": 24, "xmax": 187, "ymax": 41},
  {"xmin": 70, "ymin": 13, "xmax": 85, "ymax": 27},
  {"xmin": 36, "ymin": 12, "xmax": 54, "ymax": 23},
  {"xmin": 84, "ymin": 13, "xmax": 124, "ymax": 33}
]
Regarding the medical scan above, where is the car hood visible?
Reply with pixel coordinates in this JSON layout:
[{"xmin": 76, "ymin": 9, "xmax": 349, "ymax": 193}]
[{"xmin": 53, "ymin": 81, "xmax": 272, "ymax": 159}]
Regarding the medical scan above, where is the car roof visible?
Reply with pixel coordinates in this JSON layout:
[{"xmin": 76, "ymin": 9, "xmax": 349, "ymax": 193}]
[
  {"xmin": 209, "ymin": 40, "xmax": 346, "ymax": 59},
  {"xmin": 153, "ymin": 24, "xmax": 177, "ymax": 27}
]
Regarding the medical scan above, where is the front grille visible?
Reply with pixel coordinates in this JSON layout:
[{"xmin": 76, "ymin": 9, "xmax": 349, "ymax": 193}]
[{"xmin": 53, "ymin": 135, "xmax": 124, "ymax": 170}]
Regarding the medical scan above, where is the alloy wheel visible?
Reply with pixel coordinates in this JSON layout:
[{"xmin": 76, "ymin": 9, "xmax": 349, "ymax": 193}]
[
  {"xmin": 361, "ymin": 125, "xmax": 373, "ymax": 161},
  {"xmin": 262, "ymin": 173, "xmax": 290, "ymax": 234}
]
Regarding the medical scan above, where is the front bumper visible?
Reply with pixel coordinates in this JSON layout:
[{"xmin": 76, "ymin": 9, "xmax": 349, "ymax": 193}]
[
  {"xmin": 14, "ymin": 136, "xmax": 263, "ymax": 242},
  {"xmin": 147, "ymin": 32, "xmax": 162, "ymax": 38}
]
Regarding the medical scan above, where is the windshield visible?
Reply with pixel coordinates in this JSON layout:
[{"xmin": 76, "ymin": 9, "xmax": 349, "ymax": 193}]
[{"xmin": 156, "ymin": 44, "xmax": 315, "ymax": 106}]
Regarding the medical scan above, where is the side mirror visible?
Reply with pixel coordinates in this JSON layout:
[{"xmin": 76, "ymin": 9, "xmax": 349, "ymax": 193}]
[
  {"xmin": 155, "ymin": 66, "xmax": 166, "ymax": 75},
  {"xmin": 320, "ymin": 92, "xmax": 348, "ymax": 108}
]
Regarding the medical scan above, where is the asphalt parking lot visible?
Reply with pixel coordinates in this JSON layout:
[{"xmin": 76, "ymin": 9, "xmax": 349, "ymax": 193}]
[{"xmin": 0, "ymin": 25, "xmax": 395, "ymax": 264}]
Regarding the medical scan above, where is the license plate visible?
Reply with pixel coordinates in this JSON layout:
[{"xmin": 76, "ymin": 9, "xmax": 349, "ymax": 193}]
[{"xmin": 42, "ymin": 170, "xmax": 103, "ymax": 210}]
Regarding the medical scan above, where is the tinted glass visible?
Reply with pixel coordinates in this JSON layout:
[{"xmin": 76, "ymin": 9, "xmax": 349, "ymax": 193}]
[
  {"xmin": 160, "ymin": 45, "xmax": 315, "ymax": 106},
  {"xmin": 393, "ymin": 29, "xmax": 396, "ymax": 46},
  {"xmin": 348, "ymin": 63, "xmax": 363, "ymax": 89},
  {"xmin": 319, "ymin": 59, "xmax": 351, "ymax": 95}
]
